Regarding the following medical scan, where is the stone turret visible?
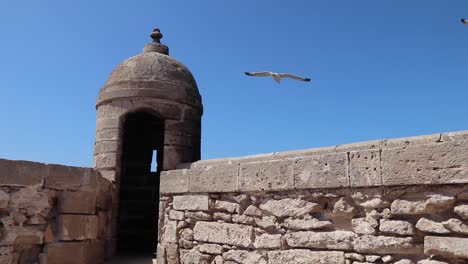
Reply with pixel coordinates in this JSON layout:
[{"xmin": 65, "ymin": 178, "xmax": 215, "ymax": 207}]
[
  {"xmin": 93, "ymin": 28, "xmax": 202, "ymax": 257},
  {"xmin": 94, "ymin": 28, "xmax": 203, "ymax": 180}
]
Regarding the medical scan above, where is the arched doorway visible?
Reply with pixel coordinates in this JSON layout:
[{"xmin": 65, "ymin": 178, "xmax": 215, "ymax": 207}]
[{"xmin": 117, "ymin": 111, "xmax": 164, "ymax": 257}]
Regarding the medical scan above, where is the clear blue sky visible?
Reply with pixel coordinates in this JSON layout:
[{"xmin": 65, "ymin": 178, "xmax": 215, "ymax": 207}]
[{"xmin": 1, "ymin": 1, "xmax": 467, "ymax": 167}]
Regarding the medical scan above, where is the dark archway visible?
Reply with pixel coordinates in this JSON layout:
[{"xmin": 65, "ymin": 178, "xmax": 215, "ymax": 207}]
[{"xmin": 117, "ymin": 111, "xmax": 164, "ymax": 257}]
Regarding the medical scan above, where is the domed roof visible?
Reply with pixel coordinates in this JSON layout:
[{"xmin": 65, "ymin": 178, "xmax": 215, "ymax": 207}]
[{"xmin": 96, "ymin": 29, "xmax": 202, "ymax": 109}]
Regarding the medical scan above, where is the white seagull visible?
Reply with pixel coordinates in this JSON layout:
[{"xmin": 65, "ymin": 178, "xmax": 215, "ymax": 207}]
[
  {"xmin": 244, "ymin": 71, "xmax": 311, "ymax": 84},
  {"xmin": 462, "ymin": 18, "xmax": 468, "ymax": 25}
]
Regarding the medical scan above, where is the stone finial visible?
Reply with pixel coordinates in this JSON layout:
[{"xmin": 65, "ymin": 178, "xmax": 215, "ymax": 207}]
[
  {"xmin": 151, "ymin": 28, "xmax": 163, "ymax": 43},
  {"xmin": 144, "ymin": 27, "xmax": 169, "ymax": 54}
]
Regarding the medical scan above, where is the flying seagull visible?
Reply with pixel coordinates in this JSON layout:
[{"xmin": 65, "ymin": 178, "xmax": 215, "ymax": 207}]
[
  {"xmin": 462, "ymin": 18, "xmax": 468, "ymax": 24},
  {"xmin": 244, "ymin": 71, "xmax": 311, "ymax": 83}
]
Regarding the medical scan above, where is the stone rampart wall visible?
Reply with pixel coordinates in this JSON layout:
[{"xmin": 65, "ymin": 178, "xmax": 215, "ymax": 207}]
[
  {"xmin": 0, "ymin": 159, "xmax": 114, "ymax": 264},
  {"xmin": 158, "ymin": 131, "xmax": 468, "ymax": 264}
]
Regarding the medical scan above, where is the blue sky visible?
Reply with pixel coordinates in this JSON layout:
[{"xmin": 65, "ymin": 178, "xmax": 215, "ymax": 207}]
[{"xmin": 0, "ymin": 1, "xmax": 467, "ymax": 166}]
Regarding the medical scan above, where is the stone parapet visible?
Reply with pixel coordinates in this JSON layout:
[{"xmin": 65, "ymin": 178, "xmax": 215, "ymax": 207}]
[
  {"xmin": 161, "ymin": 130, "xmax": 468, "ymax": 194},
  {"xmin": 0, "ymin": 159, "xmax": 113, "ymax": 263}
]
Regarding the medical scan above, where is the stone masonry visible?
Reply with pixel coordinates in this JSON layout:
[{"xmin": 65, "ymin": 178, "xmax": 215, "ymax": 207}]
[
  {"xmin": 0, "ymin": 159, "xmax": 113, "ymax": 263},
  {"xmin": 158, "ymin": 131, "xmax": 468, "ymax": 264}
]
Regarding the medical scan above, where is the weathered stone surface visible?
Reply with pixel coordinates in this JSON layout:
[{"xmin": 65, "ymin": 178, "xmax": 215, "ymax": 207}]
[
  {"xmin": 161, "ymin": 221, "xmax": 178, "ymax": 245},
  {"xmin": 243, "ymin": 205, "xmax": 262, "ymax": 217},
  {"xmin": 366, "ymin": 255, "xmax": 381, "ymax": 262},
  {"xmin": 294, "ymin": 153, "xmax": 349, "ymax": 189},
  {"xmin": 214, "ymin": 200, "xmax": 238, "ymax": 213},
  {"xmin": 391, "ymin": 194, "xmax": 455, "ymax": 215},
  {"xmin": 255, "ymin": 216, "xmax": 278, "ymax": 230},
  {"xmin": 394, "ymin": 259, "xmax": 414, "ymax": 264},
  {"xmin": 382, "ymin": 141, "xmax": 468, "ymax": 185},
  {"xmin": 379, "ymin": 219, "xmax": 415, "ymax": 235},
  {"xmin": 94, "ymin": 152, "xmax": 118, "ymax": 169},
  {"xmin": 213, "ymin": 212, "xmax": 231, "ymax": 222},
  {"xmin": 180, "ymin": 249, "xmax": 212, "ymax": 264},
  {"xmin": 190, "ymin": 163, "xmax": 238, "ymax": 193},
  {"xmin": 415, "ymin": 218, "xmax": 450, "ymax": 234},
  {"xmin": 9, "ymin": 188, "xmax": 50, "ymax": 216},
  {"xmin": 98, "ymin": 211, "xmax": 112, "ymax": 239},
  {"xmin": 193, "ymin": 222, "xmax": 253, "ymax": 248},
  {"xmin": 57, "ymin": 215, "xmax": 98, "ymax": 241},
  {"xmin": 259, "ymin": 198, "xmax": 320, "ymax": 218},
  {"xmin": 0, "ymin": 190, "xmax": 9, "ymax": 209},
  {"xmin": 0, "ymin": 159, "xmax": 45, "ymax": 187},
  {"xmin": 285, "ymin": 231, "xmax": 356, "ymax": 250},
  {"xmin": 58, "ymin": 191, "xmax": 96, "ymax": 214},
  {"xmin": 254, "ymin": 233, "xmax": 281, "ymax": 249},
  {"xmin": 185, "ymin": 211, "xmax": 212, "ymax": 222},
  {"xmin": 268, "ymin": 250, "xmax": 345, "ymax": 264},
  {"xmin": 0, "ymin": 226, "xmax": 43, "ymax": 245},
  {"xmin": 232, "ymin": 214, "xmax": 257, "ymax": 226},
  {"xmin": 169, "ymin": 210, "xmax": 185, "ymax": 221},
  {"xmin": 333, "ymin": 197, "xmax": 356, "ymax": 216},
  {"xmin": 424, "ymin": 236, "xmax": 468, "ymax": 259},
  {"xmin": 454, "ymin": 204, "xmax": 468, "ymax": 220},
  {"xmin": 354, "ymin": 235, "xmax": 421, "ymax": 254},
  {"xmin": 418, "ymin": 260, "xmax": 449, "ymax": 264},
  {"xmin": 239, "ymin": 159, "xmax": 294, "ymax": 191},
  {"xmin": 160, "ymin": 169, "xmax": 189, "ymax": 194},
  {"xmin": 352, "ymin": 217, "xmax": 378, "ymax": 235},
  {"xmin": 165, "ymin": 244, "xmax": 180, "ymax": 264},
  {"xmin": 173, "ymin": 194, "xmax": 209, "ymax": 211},
  {"xmin": 195, "ymin": 244, "xmax": 223, "ymax": 255},
  {"xmin": 46, "ymin": 165, "xmax": 97, "ymax": 191},
  {"xmin": 349, "ymin": 150, "xmax": 382, "ymax": 187},
  {"xmin": 223, "ymin": 250, "xmax": 267, "ymax": 264},
  {"xmin": 345, "ymin": 253, "xmax": 365, "ymax": 261},
  {"xmin": 43, "ymin": 242, "xmax": 91, "ymax": 264},
  {"xmin": 283, "ymin": 217, "xmax": 332, "ymax": 230},
  {"xmin": 442, "ymin": 218, "xmax": 468, "ymax": 234}
]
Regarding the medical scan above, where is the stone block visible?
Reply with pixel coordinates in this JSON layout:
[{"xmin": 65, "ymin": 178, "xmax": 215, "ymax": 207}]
[
  {"xmin": 0, "ymin": 159, "xmax": 45, "ymax": 187},
  {"xmin": 95, "ymin": 128, "xmax": 119, "ymax": 142},
  {"xmin": 267, "ymin": 250, "xmax": 345, "ymax": 264},
  {"xmin": 424, "ymin": 236, "xmax": 468, "ymax": 259},
  {"xmin": 195, "ymin": 244, "xmax": 223, "ymax": 254},
  {"xmin": 58, "ymin": 215, "xmax": 98, "ymax": 241},
  {"xmin": 43, "ymin": 242, "xmax": 91, "ymax": 264},
  {"xmin": 58, "ymin": 191, "xmax": 96, "ymax": 214},
  {"xmin": 283, "ymin": 217, "xmax": 332, "ymax": 231},
  {"xmin": 161, "ymin": 221, "xmax": 178, "ymax": 244},
  {"xmin": 173, "ymin": 194, "xmax": 209, "ymax": 211},
  {"xmin": 285, "ymin": 231, "xmax": 356, "ymax": 250},
  {"xmin": 0, "ymin": 226, "xmax": 44, "ymax": 245},
  {"xmin": 0, "ymin": 190, "xmax": 9, "ymax": 209},
  {"xmin": 454, "ymin": 204, "xmax": 468, "ymax": 220},
  {"xmin": 415, "ymin": 218, "xmax": 450, "ymax": 234},
  {"xmin": 94, "ymin": 152, "xmax": 118, "ymax": 169},
  {"xmin": 354, "ymin": 235, "xmax": 421, "ymax": 255},
  {"xmin": 190, "ymin": 163, "xmax": 239, "ymax": 193},
  {"xmin": 352, "ymin": 217, "xmax": 378, "ymax": 235},
  {"xmin": 96, "ymin": 176, "xmax": 113, "ymax": 210},
  {"xmin": 254, "ymin": 233, "xmax": 281, "ymax": 249},
  {"xmin": 379, "ymin": 219, "xmax": 415, "ymax": 235},
  {"xmin": 259, "ymin": 198, "xmax": 321, "ymax": 218},
  {"xmin": 180, "ymin": 248, "xmax": 212, "ymax": 264},
  {"xmin": 95, "ymin": 117, "xmax": 119, "ymax": 131},
  {"xmin": 93, "ymin": 140, "xmax": 118, "ymax": 154},
  {"xmin": 193, "ymin": 222, "xmax": 253, "ymax": 248},
  {"xmin": 391, "ymin": 194, "xmax": 455, "ymax": 215},
  {"xmin": 9, "ymin": 187, "xmax": 50, "ymax": 216},
  {"xmin": 160, "ymin": 169, "xmax": 189, "ymax": 194},
  {"xmin": 98, "ymin": 211, "xmax": 113, "ymax": 239},
  {"xmin": 382, "ymin": 141, "xmax": 468, "ymax": 186},
  {"xmin": 223, "ymin": 250, "xmax": 267, "ymax": 264},
  {"xmin": 293, "ymin": 153, "xmax": 348, "ymax": 189},
  {"xmin": 349, "ymin": 150, "xmax": 382, "ymax": 187},
  {"xmin": 239, "ymin": 159, "xmax": 294, "ymax": 192},
  {"xmin": 45, "ymin": 165, "xmax": 97, "ymax": 191}
]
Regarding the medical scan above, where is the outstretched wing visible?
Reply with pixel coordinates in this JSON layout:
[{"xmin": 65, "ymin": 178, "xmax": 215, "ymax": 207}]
[
  {"xmin": 462, "ymin": 18, "xmax": 468, "ymax": 24},
  {"xmin": 279, "ymin": 73, "xmax": 311, "ymax": 82},
  {"xmin": 244, "ymin": 72, "xmax": 273, "ymax": 77}
]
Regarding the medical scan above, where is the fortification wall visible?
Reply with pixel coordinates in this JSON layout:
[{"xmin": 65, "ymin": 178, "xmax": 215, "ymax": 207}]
[
  {"xmin": 0, "ymin": 159, "xmax": 114, "ymax": 264},
  {"xmin": 158, "ymin": 131, "xmax": 468, "ymax": 264}
]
